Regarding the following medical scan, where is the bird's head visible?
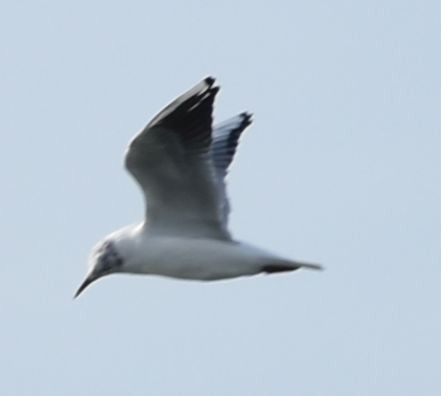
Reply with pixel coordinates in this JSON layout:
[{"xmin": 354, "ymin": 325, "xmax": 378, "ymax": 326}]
[{"xmin": 74, "ymin": 240, "xmax": 124, "ymax": 298}]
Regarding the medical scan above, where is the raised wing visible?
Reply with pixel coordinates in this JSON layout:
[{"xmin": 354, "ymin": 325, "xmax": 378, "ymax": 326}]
[
  {"xmin": 125, "ymin": 77, "xmax": 231, "ymax": 239},
  {"xmin": 211, "ymin": 113, "xmax": 252, "ymax": 223}
]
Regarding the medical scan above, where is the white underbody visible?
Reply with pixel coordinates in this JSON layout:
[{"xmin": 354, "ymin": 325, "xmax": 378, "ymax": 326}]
[{"xmin": 111, "ymin": 225, "xmax": 304, "ymax": 281}]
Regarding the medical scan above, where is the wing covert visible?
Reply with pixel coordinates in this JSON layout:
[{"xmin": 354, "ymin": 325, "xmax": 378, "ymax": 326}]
[{"xmin": 125, "ymin": 78, "xmax": 230, "ymax": 239}]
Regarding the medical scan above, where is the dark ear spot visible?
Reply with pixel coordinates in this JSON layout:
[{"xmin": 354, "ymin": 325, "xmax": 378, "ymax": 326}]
[{"xmin": 100, "ymin": 241, "xmax": 124, "ymax": 272}]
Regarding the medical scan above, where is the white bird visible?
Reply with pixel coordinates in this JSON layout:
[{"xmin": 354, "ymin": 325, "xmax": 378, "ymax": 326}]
[{"xmin": 75, "ymin": 77, "xmax": 321, "ymax": 298}]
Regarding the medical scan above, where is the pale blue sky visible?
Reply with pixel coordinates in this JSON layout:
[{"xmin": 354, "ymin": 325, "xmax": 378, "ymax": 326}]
[{"xmin": 1, "ymin": 1, "xmax": 440, "ymax": 395}]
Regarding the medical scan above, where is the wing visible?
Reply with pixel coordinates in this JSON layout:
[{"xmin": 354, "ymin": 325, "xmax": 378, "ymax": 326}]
[
  {"xmin": 211, "ymin": 113, "xmax": 252, "ymax": 224},
  {"xmin": 125, "ymin": 77, "xmax": 231, "ymax": 239}
]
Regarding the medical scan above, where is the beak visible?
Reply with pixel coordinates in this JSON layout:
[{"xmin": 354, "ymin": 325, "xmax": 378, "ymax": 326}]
[{"xmin": 74, "ymin": 272, "xmax": 99, "ymax": 299}]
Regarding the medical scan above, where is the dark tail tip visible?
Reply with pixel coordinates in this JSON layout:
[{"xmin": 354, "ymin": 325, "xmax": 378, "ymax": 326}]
[{"xmin": 262, "ymin": 264, "xmax": 300, "ymax": 274}]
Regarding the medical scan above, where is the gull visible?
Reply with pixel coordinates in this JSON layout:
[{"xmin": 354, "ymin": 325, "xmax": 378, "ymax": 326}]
[{"xmin": 75, "ymin": 77, "xmax": 321, "ymax": 298}]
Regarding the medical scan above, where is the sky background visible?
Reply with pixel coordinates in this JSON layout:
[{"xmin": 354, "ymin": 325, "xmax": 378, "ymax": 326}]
[{"xmin": 1, "ymin": 1, "xmax": 440, "ymax": 395}]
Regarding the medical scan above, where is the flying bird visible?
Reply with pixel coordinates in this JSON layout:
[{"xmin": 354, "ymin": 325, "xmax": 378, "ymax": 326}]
[{"xmin": 75, "ymin": 77, "xmax": 321, "ymax": 298}]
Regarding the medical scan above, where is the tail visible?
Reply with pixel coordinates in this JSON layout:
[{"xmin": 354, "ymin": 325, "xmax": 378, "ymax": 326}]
[{"xmin": 262, "ymin": 260, "xmax": 323, "ymax": 274}]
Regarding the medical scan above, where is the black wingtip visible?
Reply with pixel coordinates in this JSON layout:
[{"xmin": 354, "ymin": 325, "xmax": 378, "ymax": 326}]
[
  {"xmin": 204, "ymin": 76, "xmax": 216, "ymax": 86},
  {"xmin": 239, "ymin": 112, "xmax": 253, "ymax": 128}
]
